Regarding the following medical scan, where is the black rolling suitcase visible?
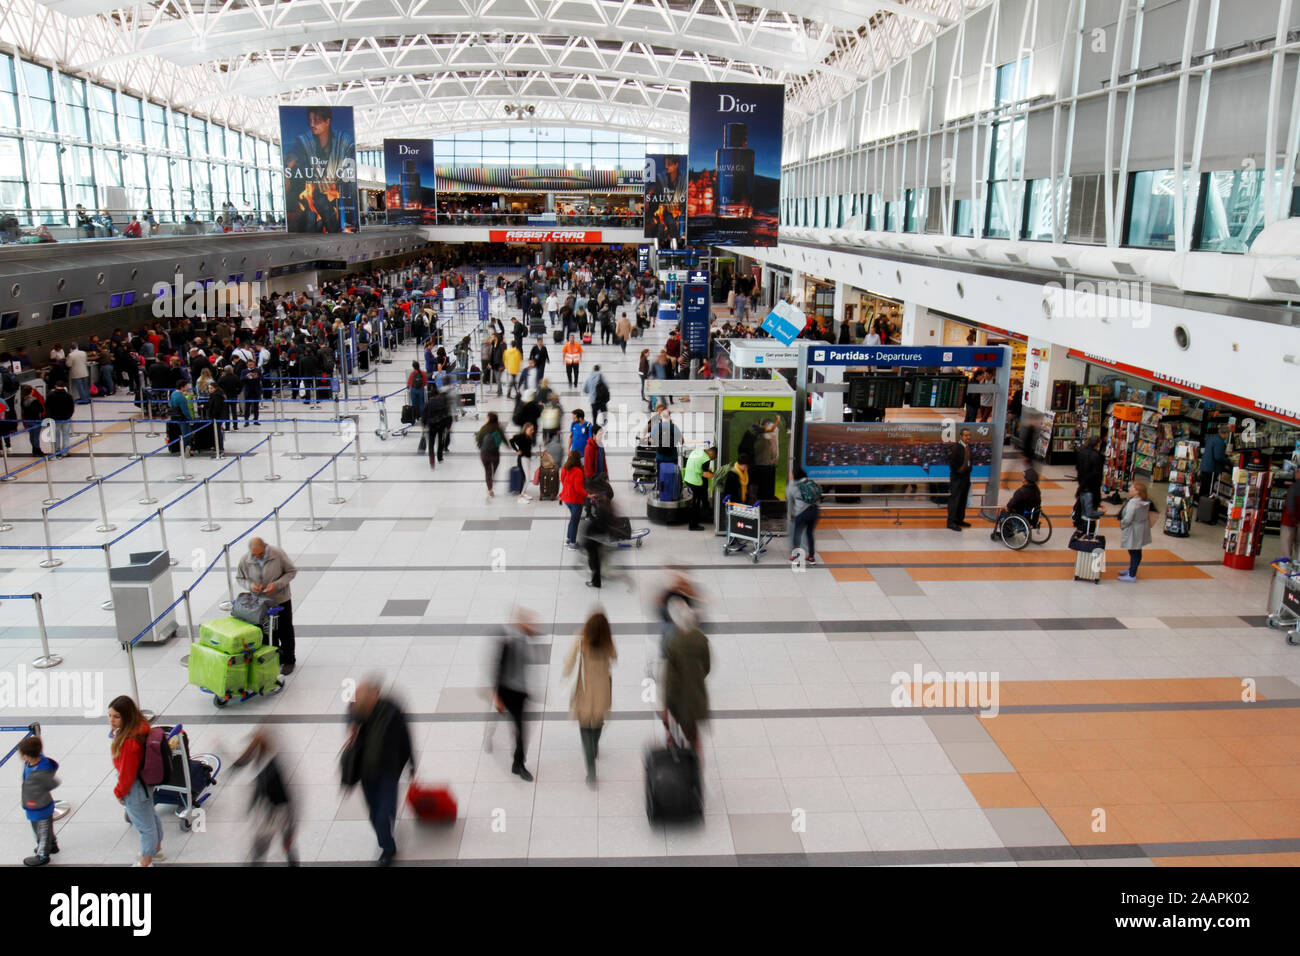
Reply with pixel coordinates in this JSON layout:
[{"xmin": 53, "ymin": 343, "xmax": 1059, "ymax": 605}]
[
  {"xmin": 552, "ymin": 329, "xmax": 563, "ymax": 344},
  {"xmin": 1197, "ymin": 496, "xmax": 1219, "ymax": 524},
  {"xmin": 645, "ymin": 733, "xmax": 703, "ymax": 823}
]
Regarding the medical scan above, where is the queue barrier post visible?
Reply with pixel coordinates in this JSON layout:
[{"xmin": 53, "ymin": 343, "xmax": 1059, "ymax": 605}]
[
  {"xmin": 333, "ymin": 397, "xmax": 342, "ymax": 433},
  {"xmin": 127, "ymin": 417, "xmax": 141, "ymax": 460},
  {"xmin": 180, "ymin": 588, "xmax": 196, "ymax": 664},
  {"xmin": 38, "ymin": 508, "xmax": 62, "ymax": 569},
  {"xmin": 272, "ymin": 393, "xmax": 284, "ymax": 436},
  {"xmin": 87, "ymin": 394, "xmax": 101, "ymax": 438},
  {"xmin": 234, "ymin": 451, "xmax": 253, "ymax": 504},
  {"xmin": 1, "ymin": 432, "xmax": 12, "ymax": 480},
  {"xmin": 220, "ymin": 543, "xmax": 235, "ymax": 611},
  {"xmin": 173, "ymin": 429, "xmax": 194, "ymax": 482},
  {"xmin": 200, "ymin": 477, "xmax": 221, "ymax": 532},
  {"xmin": 290, "ymin": 417, "xmax": 304, "ymax": 460},
  {"xmin": 123, "ymin": 640, "xmax": 153, "ymax": 722},
  {"xmin": 265, "ymin": 434, "xmax": 281, "ymax": 481},
  {"xmin": 94, "ymin": 478, "xmax": 117, "ymax": 534},
  {"xmin": 329, "ymin": 450, "xmax": 346, "ymax": 504},
  {"xmin": 84, "ymin": 436, "xmax": 102, "ymax": 482},
  {"xmin": 30, "ymin": 593, "xmax": 62, "ymax": 669},
  {"xmin": 350, "ymin": 419, "xmax": 367, "ymax": 482},
  {"xmin": 273, "ymin": 505, "xmax": 282, "ymax": 549},
  {"xmin": 138, "ymin": 448, "xmax": 157, "ymax": 505},
  {"xmin": 100, "ymin": 544, "xmax": 114, "ymax": 610},
  {"xmin": 155, "ymin": 507, "xmax": 179, "ymax": 567},
  {"xmin": 42, "ymin": 453, "xmax": 58, "ymax": 506},
  {"xmin": 304, "ymin": 478, "xmax": 323, "ymax": 532}
]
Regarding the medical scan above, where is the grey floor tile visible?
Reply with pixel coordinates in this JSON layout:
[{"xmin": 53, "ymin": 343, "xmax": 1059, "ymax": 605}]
[
  {"xmin": 983, "ymin": 807, "xmax": 1070, "ymax": 847},
  {"xmin": 1255, "ymin": 676, "xmax": 1300, "ymax": 699},
  {"xmin": 729, "ymin": 813, "xmax": 806, "ymax": 855},
  {"xmin": 382, "ymin": 599, "xmax": 431, "ymax": 617},
  {"xmin": 939, "ymin": 741, "xmax": 1015, "ymax": 774},
  {"xmin": 435, "ymin": 686, "xmax": 493, "ymax": 713},
  {"xmin": 325, "ymin": 517, "xmax": 366, "ymax": 531},
  {"xmin": 924, "ymin": 714, "xmax": 995, "ymax": 744},
  {"xmin": 865, "ymin": 567, "xmax": 925, "ymax": 597}
]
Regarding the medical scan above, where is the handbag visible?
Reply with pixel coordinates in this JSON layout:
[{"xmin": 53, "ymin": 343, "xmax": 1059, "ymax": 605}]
[
  {"xmin": 563, "ymin": 642, "xmax": 587, "ymax": 701},
  {"xmin": 340, "ymin": 738, "xmax": 362, "ymax": 787}
]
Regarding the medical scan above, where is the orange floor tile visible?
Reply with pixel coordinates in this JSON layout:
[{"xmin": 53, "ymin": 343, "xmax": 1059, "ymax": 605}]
[
  {"xmin": 828, "ymin": 567, "xmax": 875, "ymax": 583},
  {"xmin": 960, "ymin": 773, "xmax": 1039, "ymax": 808}
]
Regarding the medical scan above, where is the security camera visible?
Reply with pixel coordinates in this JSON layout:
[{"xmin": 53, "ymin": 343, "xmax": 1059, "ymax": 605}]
[
  {"xmin": 526, "ymin": 105, "xmax": 535, "ymax": 115},
  {"xmin": 504, "ymin": 104, "xmax": 514, "ymax": 114}
]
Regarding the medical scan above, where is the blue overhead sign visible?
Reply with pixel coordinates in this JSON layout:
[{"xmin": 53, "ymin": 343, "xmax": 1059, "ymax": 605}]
[
  {"xmin": 761, "ymin": 300, "xmax": 806, "ymax": 346},
  {"xmin": 806, "ymin": 345, "xmax": 1005, "ymax": 367},
  {"xmin": 688, "ymin": 268, "xmax": 709, "ymax": 284}
]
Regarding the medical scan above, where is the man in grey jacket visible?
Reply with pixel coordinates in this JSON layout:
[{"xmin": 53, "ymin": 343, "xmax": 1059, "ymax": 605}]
[{"xmin": 237, "ymin": 537, "xmax": 299, "ymax": 674}]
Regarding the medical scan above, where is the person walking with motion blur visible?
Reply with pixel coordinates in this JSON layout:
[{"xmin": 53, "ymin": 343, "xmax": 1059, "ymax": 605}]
[
  {"xmin": 1118, "ymin": 480, "xmax": 1157, "ymax": 582},
  {"xmin": 342, "ymin": 678, "xmax": 415, "ymax": 867},
  {"xmin": 563, "ymin": 611, "xmax": 617, "ymax": 787},
  {"xmin": 476, "ymin": 412, "xmax": 507, "ymax": 499},
  {"xmin": 662, "ymin": 597, "xmax": 711, "ymax": 757},
  {"xmin": 231, "ymin": 728, "xmax": 298, "ymax": 866},
  {"xmin": 495, "ymin": 613, "xmax": 538, "ymax": 782},
  {"xmin": 109, "ymin": 695, "xmax": 163, "ymax": 867}
]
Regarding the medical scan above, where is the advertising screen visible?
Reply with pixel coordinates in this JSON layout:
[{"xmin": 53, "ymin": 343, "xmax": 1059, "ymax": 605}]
[
  {"xmin": 280, "ymin": 105, "xmax": 359, "ymax": 233},
  {"xmin": 687, "ymin": 82, "xmax": 784, "ymax": 247},
  {"xmin": 719, "ymin": 394, "xmax": 793, "ymax": 519},
  {"xmin": 383, "ymin": 139, "xmax": 436, "ymax": 225},
  {"xmin": 644, "ymin": 153, "xmax": 687, "ymax": 244},
  {"xmin": 802, "ymin": 422, "xmax": 995, "ymax": 481}
]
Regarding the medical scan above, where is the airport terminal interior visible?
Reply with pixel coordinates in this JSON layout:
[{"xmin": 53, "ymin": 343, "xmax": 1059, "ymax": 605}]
[{"xmin": 0, "ymin": 0, "xmax": 1299, "ymax": 872}]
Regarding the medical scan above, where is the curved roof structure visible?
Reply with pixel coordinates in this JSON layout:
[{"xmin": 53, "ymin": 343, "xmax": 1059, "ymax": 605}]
[{"xmin": 11, "ymin": 0, "xmax": 980, "ymax": 144}]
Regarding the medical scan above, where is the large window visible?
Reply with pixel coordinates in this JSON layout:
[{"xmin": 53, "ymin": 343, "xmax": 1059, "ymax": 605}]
[
  {"xmin": 1125, "ymin": 169, "xmax": 1198, "ymax": 249},
  {"xmin": 1197, "ymin": 168, "xmax": 1279, "ymax": 252},
  {"xmin": 1023, "ymin": 179, "xmax": 1056, "ymax": 241},
  {"xmin": 0, "ymin": 54, "xmax": 17, "ymax": 128},
  {"xmin": 984, "ymin": 57, "xmax": 1028, "ymax": 239},
  {"xmin": 0, "ymin": 136, "xmax": 28, "ymax": 220}
]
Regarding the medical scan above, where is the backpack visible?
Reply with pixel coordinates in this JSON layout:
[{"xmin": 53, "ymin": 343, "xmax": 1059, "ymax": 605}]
[
  {"xmin": 138, "ymin": 726, "xmax": 173, "ymax": 787},
  {"xmin": 798, "ymin": 478, "xmax": 822, "ymax": 505},
  {"xmin": 0, "ymin": 367, "xmax": 17, "ymax": 396},
  {"xmin": 594, "ymin": 377, "xmax": 610, "ymax": 405}
]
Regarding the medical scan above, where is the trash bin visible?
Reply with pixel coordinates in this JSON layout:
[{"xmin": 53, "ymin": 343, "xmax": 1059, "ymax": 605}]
[{"xmin": 109, "ymin": 550, "xmax": 177, "ymax": 644}]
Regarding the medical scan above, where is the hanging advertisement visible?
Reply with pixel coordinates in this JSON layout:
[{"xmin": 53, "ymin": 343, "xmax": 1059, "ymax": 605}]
[
  {"xmin": 802, "ymin": 422, "xmax": 995, "ymax": 481},
  {"xmin": 644, "ymin": 153, "xmax": 687, "ymax": 244},
  {"xmin": 383, "ymin": 139, "xmax": 436, "ymax": 225},
  {"xmin": 687, "ymin": 82, "xmax": 784, "ymax": 247},
  {"xmin": 719, "ymin": 394, "xmax": 793, "ymax": 517},
  {"xmin": 681, "ymin": 282, "xmax": 710, "ymax": 358},
  {"xmin": 280, "ymin": 105, "xmax": 359, "ymax": 234}
]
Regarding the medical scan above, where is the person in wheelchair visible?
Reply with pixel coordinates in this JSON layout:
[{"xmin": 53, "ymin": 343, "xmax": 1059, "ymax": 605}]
[{"xmin": 991, "ymin": 469, "xmax": 1043, "ymax": 541}]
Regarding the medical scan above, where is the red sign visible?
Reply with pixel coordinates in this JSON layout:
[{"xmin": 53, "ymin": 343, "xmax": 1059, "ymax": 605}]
[
  {"xmin": 1067, "ymin": 349, "xmax": 1300, "ymax": 427},
  {"xmin": 488, "ymin": 230, "xmax": 602, "ymax": 243}
]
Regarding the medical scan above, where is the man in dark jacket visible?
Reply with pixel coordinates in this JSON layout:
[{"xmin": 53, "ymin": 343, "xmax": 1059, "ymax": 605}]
[
  {"xmin": 45, "ymin": 382, "xmax": 74, "ymax": 458},
  {"xmin": 991, "ymin": 468, "xmax": 1043, "ymax": 540},
  {"xmin": 207, "ymin": 384, "xmax": 228, "ymax": 455},
  {"xmin": 345, "ymin": 679, "xmax": 414, "ymax": 866},
  {"xmin": 1074, "ymin": 435, "xmax": 1104, "ymax": 512},
  {"xmin": 946, "ymin": 427, "xmax": 974, "ymax": 531}
]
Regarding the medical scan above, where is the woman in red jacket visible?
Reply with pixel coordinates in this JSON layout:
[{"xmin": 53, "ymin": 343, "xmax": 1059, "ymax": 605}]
[
  {"xmin": 110, "ymin": 695, "xmax": 163, "ymax": 866},
  {"xmin": 560, "ymin": 449, "xmax": 587, "ymax": 551}
]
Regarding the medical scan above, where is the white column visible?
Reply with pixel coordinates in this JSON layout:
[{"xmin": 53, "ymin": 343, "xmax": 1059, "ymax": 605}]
[
  {"xmin": 833, "ymin": 280, "xmax": 847, "ymax": 335},
  {"xmin": 900, "ymin": 301, "xmax": 941, "ymax": 345},
  {"xmin": 789, "ymin": 270, "xmax": 805, "ymax": 306}
]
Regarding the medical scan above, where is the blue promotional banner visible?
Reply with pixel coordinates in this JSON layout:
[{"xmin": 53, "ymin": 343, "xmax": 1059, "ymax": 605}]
[
  {"xmin": 761, "ymin": 300, "xmax": 806, "ymax": 345},
  {"xmin": 383, "ymin": 139, "xmax": 436, "ymax": 225},
  {"xmin": 806, "ymin": 345, "xmax": 1006, "ymax": 368},
  {"xmin": 803, "ymin": 422, "xmax": 995, "ymax": 481},
  {"xmin": 637, "ymin": 244, "xmax": 651, "ymax": 274},
  {"xmin": 681, "ymin": 282, "xmax": 711, "ymax": 358},
  {"xmin": 644, "ymin": 153, "xmax": 687, "ymax": 243},
  {"xmin": 687, "ymin": 82, "xmax": 784, "ymax": 247},
  {"xmin": 280, "ymin": 105, "xmax": 359, "ymax": 233},
  {"xmin": 477, "ymin": 288, "xmax": 490, "ymax": 323}
]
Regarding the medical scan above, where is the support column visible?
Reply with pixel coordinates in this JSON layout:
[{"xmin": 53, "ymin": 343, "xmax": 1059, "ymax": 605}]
[
  {"xmin": 900, "ymin": 301, "xmax": 942, "ymax": 345},
  {"xmin": 833, "ymin": 280, "xmax": 847, "ymax": 338}
]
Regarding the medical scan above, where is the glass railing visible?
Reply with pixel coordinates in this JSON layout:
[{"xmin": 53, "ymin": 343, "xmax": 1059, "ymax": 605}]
[{"xmin": 0, "ymin": 209, "xmax": 287, "ymax": 244}]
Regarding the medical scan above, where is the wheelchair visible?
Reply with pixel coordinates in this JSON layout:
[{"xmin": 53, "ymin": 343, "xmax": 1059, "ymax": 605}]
[{"xmin": 994, "ymin": 506, "xmax": 1053, "ymax": 550}]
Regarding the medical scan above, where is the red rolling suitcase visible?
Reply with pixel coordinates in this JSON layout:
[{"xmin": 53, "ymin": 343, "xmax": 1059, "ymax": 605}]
[{"xmin": 406, "ymin": 782, "xmax": 457, "ymax": 823}]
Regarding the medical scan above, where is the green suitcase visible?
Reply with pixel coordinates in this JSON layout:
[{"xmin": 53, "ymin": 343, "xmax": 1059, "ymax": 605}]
[
  {"xmin": 199, "ymin": 616, "xmax": 263, "ymax": 654},
  {"xmin": 188, "ymin": 643, "xmax": 248, "ymax": 698},
  {"xmin": 247, "ymin": 645, "xmax": 281, "ymax": 694}
]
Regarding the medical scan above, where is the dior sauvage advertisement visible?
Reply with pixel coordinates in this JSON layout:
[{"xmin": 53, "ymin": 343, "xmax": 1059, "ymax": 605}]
[
  {"xmin": 383, "ymin": 138, "xmax": 436, "ymax": 225},
  {"xmin": 280, "ymin": 105, "xmax": 359, "ymax": 234},
  {"xmin": 644, "ymin": 153, "xmax": 687, "ymax": 244},
  {"xmin": 686, "ymin": 82, "xmax": 784, "ymax": 247}
]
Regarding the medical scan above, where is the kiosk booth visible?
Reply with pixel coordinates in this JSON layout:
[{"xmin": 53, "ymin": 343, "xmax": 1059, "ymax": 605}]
[
  {"xmin": 792, "ymin": 342, "xmax": 1011, "ymax": 515},
  {"xmin": 715, "ymin": 340, "xmax": 801, "ymax": 384},
  {"xmin": 641, "ymin": 379, "xmax": 794, "ymax": 544}
]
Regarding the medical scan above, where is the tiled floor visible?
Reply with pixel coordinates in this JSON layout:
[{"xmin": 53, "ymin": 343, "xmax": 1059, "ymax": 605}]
[{"xmin": 0, "ymin": 293, "xmax": 1297, "ymax": 866}]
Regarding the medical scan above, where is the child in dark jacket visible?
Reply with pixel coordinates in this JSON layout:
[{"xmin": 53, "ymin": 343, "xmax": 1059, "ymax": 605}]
[{"xmin": 18, "ymin": 736, "xmax": 60, "ymax": 866}]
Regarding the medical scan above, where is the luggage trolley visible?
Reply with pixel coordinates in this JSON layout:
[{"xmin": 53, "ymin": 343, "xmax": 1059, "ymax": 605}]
[
  {"xmin": 374, "ymin": 399, "xmax": 413, "ymax": 442},
  {"xmin": 1266, "ymin": 558, "xmax": 1300, "ymax": 645},
  {"xmin": 146, "ymin": 724, "xmax": 221, "ymax": 832},
  {"xmin": 722, "ymin": 499, "xmax": 772, "ymax": 563},
  {"xmin": 205, "ymin": 605, "xmax": 287, "ymax": 708}
]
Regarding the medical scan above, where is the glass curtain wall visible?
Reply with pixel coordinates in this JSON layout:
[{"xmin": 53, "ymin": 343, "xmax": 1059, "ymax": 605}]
[{"xmin": 0, "ymin": 50, "xmax": 282, "ymax": 227}]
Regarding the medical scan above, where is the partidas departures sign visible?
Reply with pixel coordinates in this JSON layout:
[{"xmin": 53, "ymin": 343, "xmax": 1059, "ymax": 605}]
[{"xmin": 686, "ymin": 82, "xmax": 784, "ymax": 248}]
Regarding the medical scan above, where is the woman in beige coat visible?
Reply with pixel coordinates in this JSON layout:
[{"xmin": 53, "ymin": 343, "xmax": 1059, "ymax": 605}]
[
  {"xmin": 562, "ymin": 611, "xmax": 617, "ymax": 785},
  {"xmin": 615, "ymin": 312, "xmax": 633, "ymax": 355}
]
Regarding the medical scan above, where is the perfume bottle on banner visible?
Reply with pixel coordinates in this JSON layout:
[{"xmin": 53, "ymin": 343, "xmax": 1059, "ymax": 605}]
[
  {"xmin": 715, "ymin": 122, "xmax": 755, "ymax": 218},
  {"xmin": 401, "ymin": 159, "xmax": 421, "ymax": 210}
]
